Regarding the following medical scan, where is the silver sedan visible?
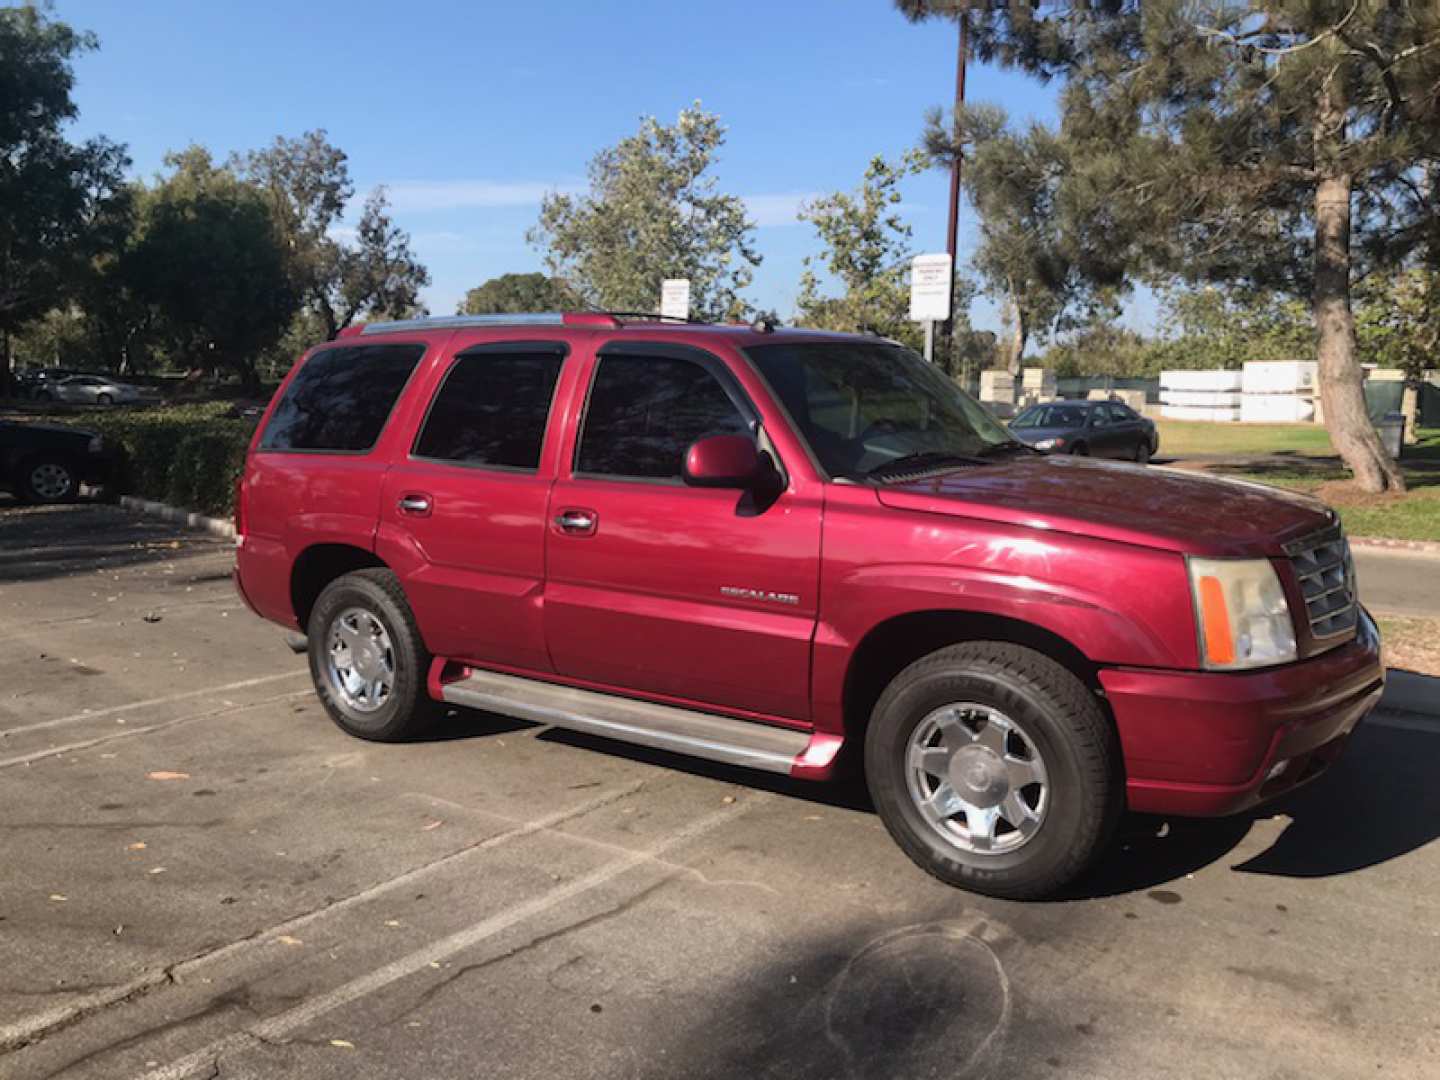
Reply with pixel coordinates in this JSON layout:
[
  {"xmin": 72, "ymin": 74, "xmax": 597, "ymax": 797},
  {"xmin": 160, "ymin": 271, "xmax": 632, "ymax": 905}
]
[{"xmin": 38, "ymin": 375, "xmax": 157, "ymax": 406}]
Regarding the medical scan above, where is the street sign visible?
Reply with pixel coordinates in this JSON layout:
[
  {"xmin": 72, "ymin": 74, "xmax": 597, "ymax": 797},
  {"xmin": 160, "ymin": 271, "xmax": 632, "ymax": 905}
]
[
  {"xmin": 660, "ymin": 279, "xmax": 691, "ymax": 321},
  {"xmin": 909, "ymin": 253, "xmax": 953, "ymax": 322}
]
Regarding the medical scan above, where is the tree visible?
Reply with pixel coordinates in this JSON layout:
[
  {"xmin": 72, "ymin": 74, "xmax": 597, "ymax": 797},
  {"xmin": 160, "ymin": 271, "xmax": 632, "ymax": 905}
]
[
  {"xmin": 0, "ymin": 6, "xmax": 128, "ymax": 382},
  {"xmin": 795, "ymin": 153, "xmax": 983, "ymax": 375},
  {"xmin": 529, "ymin": 104, "xmax": 760, "ymax": 320},
  {"xmin": 797, "ymin": 154, "xmax": 923, "ymax": 347},
  {"xmin": 897, "ymin": 1, "xmax": 1440, "ymax": 493},
  {"xmin": 236, "ymin": 131, "xmax": 429, "ymax": 340},
  {"xmin": 1148, "ymin": 285, "xmax": 1314, "ymax": 371},
  {"xmin": 921, "ymin": 105, "xmax": 1124, "ymax": 375},
  {"xmin": 131, "ymin": 148, "xmax": 297, "ymax": 390},
  {"xmin": 459, "ymin": 272, "xmax": 576, "ymax": 315}
]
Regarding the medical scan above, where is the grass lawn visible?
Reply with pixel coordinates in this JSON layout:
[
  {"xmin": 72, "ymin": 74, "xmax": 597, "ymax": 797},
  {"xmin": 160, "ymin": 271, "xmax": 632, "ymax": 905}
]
[
  {"xmin": 1157, "ymin": 422, "xmax": 1440, "ymax": 543},
  {"xmin": 1157, "ymin": 420, "xmax": 1336, "ymax": 458}
]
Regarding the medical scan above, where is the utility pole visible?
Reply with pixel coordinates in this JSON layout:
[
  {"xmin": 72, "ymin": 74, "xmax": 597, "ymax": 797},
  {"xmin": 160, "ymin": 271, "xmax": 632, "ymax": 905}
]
[{"xmin": 945, "ymin": 14, "xmax": 969, "ymax": 385}]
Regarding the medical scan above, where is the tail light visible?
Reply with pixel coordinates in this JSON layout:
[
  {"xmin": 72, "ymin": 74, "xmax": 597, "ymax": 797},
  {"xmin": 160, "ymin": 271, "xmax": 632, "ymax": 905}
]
[{"xmin": 233, "ymin": 475, "xmax": 246, "ymax": 543}]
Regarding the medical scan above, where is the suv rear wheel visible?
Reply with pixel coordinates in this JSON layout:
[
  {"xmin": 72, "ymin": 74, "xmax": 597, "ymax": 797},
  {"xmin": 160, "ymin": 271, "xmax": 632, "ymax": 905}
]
[
  {"xmin": 307, "ymin": 569, "xmax": 439, "ymax": 741},
  {"xmin": 864, "ymin": 642, "xmax": 1121, "ymax": 899}
]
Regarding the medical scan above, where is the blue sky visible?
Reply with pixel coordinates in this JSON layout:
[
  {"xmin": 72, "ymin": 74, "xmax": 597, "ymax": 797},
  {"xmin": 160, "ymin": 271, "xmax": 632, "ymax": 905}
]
[{"xmin": 57, "ymin": 0, "xmax": 1156, "ymax": 334}]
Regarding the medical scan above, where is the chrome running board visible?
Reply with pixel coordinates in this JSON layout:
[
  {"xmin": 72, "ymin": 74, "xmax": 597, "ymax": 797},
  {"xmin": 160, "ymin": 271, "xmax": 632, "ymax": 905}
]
[{"xmin": 439, "ymin": 668, "xmax": 810, "ymax": 774}]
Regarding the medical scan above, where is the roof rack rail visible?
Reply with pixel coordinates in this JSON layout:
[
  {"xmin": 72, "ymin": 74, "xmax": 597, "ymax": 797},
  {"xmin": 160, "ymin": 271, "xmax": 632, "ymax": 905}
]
[{"xmin": 361, "ymin": 314, "xmax": 565, "ymax": 335}]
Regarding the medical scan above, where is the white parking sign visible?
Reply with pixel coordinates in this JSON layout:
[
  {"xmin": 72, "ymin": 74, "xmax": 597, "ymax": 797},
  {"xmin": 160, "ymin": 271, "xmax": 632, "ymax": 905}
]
[
  {"xmin": 660, "ymin": 279, "xmax": 691, "ymax": 321},
  {"xmin": 909, "ymin": 254, "xmax": 953, "ymax": 322}
]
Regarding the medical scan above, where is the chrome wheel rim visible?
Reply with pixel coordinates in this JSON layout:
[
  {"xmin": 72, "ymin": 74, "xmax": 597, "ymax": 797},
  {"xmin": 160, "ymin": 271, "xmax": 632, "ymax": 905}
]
[
  {"xmin": 30, "ymin": 463, "xmax": 73, "ymax": 500},
  {"xmin": 325, "ymin": 607, "xmax": 395, "ymax": 713},
  {"xmin": 905, "ymin": 703, "xmax": 1049, "ymax": 855}
]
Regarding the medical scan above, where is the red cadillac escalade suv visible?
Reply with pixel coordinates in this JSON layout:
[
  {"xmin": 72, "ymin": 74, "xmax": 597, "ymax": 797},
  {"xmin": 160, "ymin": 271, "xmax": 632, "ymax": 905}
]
[{"xmin": 234, "ymin": 313, "xmax": 1384, "ymax": 898}]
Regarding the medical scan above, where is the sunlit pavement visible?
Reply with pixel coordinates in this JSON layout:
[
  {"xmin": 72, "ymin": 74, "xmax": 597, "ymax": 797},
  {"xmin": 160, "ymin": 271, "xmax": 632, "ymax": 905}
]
[{"xmin": 1, "ymin": 500, "xmax": 1437, "ymax": 1080}]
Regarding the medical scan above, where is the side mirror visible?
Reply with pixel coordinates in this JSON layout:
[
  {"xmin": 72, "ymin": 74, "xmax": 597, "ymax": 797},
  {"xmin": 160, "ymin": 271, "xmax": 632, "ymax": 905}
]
[{"xmin": 683, "ymin": 434, "xmax": 761, "ymax": 489}]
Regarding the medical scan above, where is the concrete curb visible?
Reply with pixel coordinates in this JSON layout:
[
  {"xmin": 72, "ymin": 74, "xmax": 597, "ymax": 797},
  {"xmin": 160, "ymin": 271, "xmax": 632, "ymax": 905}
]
[
  {"xmin": 1349, "ymin": 536, "xmax": 1440, "ymax": 557},
  {"xmin": 118, "ymin": 495, "xmax": 235, "ymax": 540}
]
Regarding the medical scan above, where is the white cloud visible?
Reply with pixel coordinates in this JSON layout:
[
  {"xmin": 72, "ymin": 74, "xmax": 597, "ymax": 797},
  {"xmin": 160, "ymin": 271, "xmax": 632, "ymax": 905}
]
[
  {"xmin": 743, "ymin": 193, "xmax": 817, "ymax": 228},
  {"xmin": 381, "ymin": 179, "xmax": 580, "ymax": 212}
]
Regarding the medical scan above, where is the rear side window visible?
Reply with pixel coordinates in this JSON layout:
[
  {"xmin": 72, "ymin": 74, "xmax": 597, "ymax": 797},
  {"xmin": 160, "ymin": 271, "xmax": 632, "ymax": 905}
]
[
  {"xmin": 576, "ymin": 354, "xmax": 748, "ymax": 480},
  {"xmin": 260, "ymin": 344, "xmax": 424, "ymax": 452},
  {"xmin": 413, "ymin": 348, "xmax": 564, "ymax": 470}
]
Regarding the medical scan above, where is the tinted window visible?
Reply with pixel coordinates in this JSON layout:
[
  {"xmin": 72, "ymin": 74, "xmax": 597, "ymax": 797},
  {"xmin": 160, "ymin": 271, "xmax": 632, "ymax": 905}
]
[
  {"xmin": 261, "ymin": 344, "xmax": 424, "ymax": 452},
  {"xmin": 414, "ymin": 349, "xmax": 563, "ymax": 469},
  {"xmin": 1012, "ymin": 403, "xmax": 1089, "ymax": 429},
  {"xmin": 577, "ymin": 354, "xmax": 748, "ymax": 480}
]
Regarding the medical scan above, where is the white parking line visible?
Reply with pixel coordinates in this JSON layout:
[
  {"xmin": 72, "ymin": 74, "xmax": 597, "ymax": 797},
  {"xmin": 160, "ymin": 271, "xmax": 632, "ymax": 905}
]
[
  {"xmin": 0, "ymin": 671, "xmax": 307, "ymax": 740},
  {"xmin": 0, "ymin": 689, "xmax": 313, "ymax": 770},
  {"xmin": 136, "ymin": 795, "xmax": 760, "ymax": 1080},
  {"xmin": 0, "ymin": 781, "xmax": 646, "ymax": 1054}
]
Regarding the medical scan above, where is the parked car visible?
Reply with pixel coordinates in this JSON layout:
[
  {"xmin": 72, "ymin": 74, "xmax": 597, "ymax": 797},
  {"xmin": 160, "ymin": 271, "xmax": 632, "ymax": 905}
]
[
  {"xmin": 1010, "ymin": 399, "xmax": 1159, "ymax": 462},
  {"xmin": 0, "ymin": 420, "xmax": 109, "ymax": 502},
  {"xmin": 234, "ymin": 314, "xmax": 1382, "ymax": 899},
  {"xmin": 35, "ymin": 374, "xmax": 156, "ymax": 406},
  {"xmin": 14, "ymin": 368, "xmax": 83, "ymax": 400}
]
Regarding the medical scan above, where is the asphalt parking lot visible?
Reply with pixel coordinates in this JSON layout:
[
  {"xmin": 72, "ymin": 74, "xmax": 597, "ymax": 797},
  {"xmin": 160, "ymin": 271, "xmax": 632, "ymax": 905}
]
[{"xmin": 1, "ymin": 500, "xmax": 1438, "ymax": 1080}]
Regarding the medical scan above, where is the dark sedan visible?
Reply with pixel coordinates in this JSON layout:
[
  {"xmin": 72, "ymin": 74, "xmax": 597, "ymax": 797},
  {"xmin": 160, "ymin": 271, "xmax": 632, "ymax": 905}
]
[
  {"xmin": 0, "ymin": 420, "xmax": 110, "ymax": 503},
  {"xmin": 1009, "ymin": 400, "xmax": 1159, "ymax": 462}
]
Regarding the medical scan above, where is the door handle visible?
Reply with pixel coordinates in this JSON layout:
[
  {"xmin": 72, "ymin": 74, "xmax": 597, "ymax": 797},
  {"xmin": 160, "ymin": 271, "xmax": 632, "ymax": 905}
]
[
  {"xmin": 398, "ymin": 493, "xmax": 432, "ymax": 516},
  {"xmin": 554, "ymin": 508, "xmax": 598, "ymax": 536}
]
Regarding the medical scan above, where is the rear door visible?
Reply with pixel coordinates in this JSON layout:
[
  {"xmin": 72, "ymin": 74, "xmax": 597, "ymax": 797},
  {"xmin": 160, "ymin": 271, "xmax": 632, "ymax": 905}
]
[
  {"xmin": 1086, "ymin": 404, "xmax": 1129, "ymax": 458},
  {"xmin": 543, "ymin": 343, "xmax": 821, "ymax": 722},
  {"xmin": 376, "ymin": 340, "xmax": 568, "ymax": 670}
]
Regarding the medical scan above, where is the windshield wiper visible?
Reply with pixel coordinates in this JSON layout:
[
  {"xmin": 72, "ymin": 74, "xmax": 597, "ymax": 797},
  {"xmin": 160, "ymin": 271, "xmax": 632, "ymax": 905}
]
[{"xmin": 865, "ymin": 451, "xmax": 989, "ymax": 480}]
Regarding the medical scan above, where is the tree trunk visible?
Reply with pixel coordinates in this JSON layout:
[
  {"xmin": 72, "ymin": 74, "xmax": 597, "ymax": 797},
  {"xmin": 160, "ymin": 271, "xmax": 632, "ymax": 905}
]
[
  {"xmin": 1003, "ymin": 287, "xmax": 1027, "ymax": 377},
  {"xmin": 1312, "ymin": 85, "xmax": 1405, "ymax": 494}
]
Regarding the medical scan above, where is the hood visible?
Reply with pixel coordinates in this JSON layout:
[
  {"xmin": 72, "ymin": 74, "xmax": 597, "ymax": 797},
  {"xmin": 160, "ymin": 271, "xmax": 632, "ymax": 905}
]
[{"xmin": 874, "ymin": 455, "xmax": 1334, "ymax": 556}]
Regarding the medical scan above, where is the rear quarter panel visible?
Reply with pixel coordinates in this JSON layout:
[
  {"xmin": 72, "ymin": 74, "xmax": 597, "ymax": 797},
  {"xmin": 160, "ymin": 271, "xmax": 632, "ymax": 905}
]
[{"xmin": 235, "ymin": 335, "xmax": 446, "ymax": 629}]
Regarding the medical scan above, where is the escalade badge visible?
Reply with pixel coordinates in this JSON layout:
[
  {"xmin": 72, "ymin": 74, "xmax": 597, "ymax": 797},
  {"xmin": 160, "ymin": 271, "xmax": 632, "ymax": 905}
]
[{"xmin": 720, "ymin": 586, "xmax": 800, "ymax": 606}]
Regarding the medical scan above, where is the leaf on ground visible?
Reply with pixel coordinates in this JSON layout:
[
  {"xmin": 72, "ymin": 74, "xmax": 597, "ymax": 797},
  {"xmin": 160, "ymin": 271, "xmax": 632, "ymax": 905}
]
[
  {"xmin": 329, "ymin": 1039, "xmax": 355, "ymax": 1049},
  {"xmin": 277, "ymin": 935, "xmax": 303, "ymax": 947},
  {"xmin": 48, "ymin": 894, "xmax": 67, "ymax": 902},
  {"xmin": 146, "ymin": 771, "xmax": 190, "ymax": 781},
  {"xmin": 147, "ymin": 867, "xmax": 166, "ymax": 875},
  {"xmin": 384, "ymin": 919, "xmax": 401, "ymax": 927},
  {"xmin": 127, "ymin": 841, "xmax": 147, "ymax": 851},
  {"xmin": 422, "ymin": 820, "xmax": 443, "ymax": 831}
]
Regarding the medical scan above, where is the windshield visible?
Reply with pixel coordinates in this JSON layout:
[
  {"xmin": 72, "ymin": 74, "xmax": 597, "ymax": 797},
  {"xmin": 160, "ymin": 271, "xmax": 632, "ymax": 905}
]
[
  {"xmin": 1011, "ymin": 403, "xmax": 1090, "ymax": 429},
  {"xmin": 745, "ymin": 340, "xmax": 1017, "ymax": 481}
]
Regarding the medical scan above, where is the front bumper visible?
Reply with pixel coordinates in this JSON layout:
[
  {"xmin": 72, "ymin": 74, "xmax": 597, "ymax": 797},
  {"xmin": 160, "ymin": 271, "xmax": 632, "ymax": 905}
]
[{"xmin": 1101, "ymin": 610, "xmax": 1384, "ymax": 816}]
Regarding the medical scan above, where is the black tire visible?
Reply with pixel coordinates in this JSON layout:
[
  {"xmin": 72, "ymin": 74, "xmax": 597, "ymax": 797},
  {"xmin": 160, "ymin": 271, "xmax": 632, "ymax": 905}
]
[
  {"xmin": 18, "ymin": 457, "xmax": 78, "ymax": 504},
  {"xmin": 1069, "ymin": 442, "xmax": 1089, "ymax": 456},
  {"xmin": 306, "ymin": 568, "xmax": 440, "ymax": 742},
  {"xmin": 35, "ymin": 390, "xmax": 53, "ymax": 402},
  {"xmin": 95, "ymin": 393, "xmax": 114, "ymax": 406},
  {"xmin": 1133, "ymin": 440, "xmax": 1151, "ymax": 464},
  {"xmin": 864, "ymin": 642, "xmax": 1122, "ymax": 900}
]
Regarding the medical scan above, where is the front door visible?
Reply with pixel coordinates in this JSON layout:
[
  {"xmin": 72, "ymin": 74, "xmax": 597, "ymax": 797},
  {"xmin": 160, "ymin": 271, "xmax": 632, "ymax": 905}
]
[
  {"xmin": 544, "ymin": 345, "xmax": 821, "ymax": 722},
  {"xmin": 377, "ymin": 341, "xmax": 567, "ymax": 672}
]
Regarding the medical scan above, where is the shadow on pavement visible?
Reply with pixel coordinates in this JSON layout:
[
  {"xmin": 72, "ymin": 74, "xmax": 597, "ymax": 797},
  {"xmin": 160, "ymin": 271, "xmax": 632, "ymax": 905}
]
[
  {"xmin": 0, "ymin": 497, "xmax": 224, "ymax": 585},
  {"xmin": 1234, "ymin": 716, "xmax": 1440, "ymax": 878}
]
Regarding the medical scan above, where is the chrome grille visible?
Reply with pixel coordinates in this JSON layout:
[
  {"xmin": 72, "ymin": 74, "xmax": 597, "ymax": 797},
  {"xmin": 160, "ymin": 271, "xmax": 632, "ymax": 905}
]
[{"xmin": 1284, "ymin": 524, "xmax": 1357, "ymax": 639}]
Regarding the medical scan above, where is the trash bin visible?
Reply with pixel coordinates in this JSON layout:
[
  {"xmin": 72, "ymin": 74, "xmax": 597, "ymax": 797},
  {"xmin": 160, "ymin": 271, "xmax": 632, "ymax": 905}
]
[{"xmin": 1376, "ymin": 411, "xmax": 1406, "ymax": 459}]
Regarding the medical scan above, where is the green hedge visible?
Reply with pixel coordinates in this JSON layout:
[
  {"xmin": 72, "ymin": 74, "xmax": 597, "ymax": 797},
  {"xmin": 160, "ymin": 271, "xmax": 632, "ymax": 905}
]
[{"xmin": 54, "ymin": 403, "xmax": 254, "ymax": 517}]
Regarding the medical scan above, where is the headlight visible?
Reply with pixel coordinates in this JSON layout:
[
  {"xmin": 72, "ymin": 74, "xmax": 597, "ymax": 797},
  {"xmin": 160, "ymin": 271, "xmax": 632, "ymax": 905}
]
[
  {"xmin": 1187, "ymin": 557, "xmax": 1297, "ymax": 670},
  {"xmin": 87, "ymin": 435, "xmax": 104, "ymax": 454},
  {"xmin": 1033, "ymin": 437, "xmax": 1063, "ymax": 451}
]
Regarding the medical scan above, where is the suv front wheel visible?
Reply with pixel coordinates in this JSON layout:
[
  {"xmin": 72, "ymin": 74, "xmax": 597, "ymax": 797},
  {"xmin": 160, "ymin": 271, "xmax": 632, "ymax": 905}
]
[
  {"xmin": 307, "ymin": 569, "xmax": 439, "ymax": 741},
  {"xmin": 865, "ymin": 642, "xmax": 1121, "ymax": 899}
]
